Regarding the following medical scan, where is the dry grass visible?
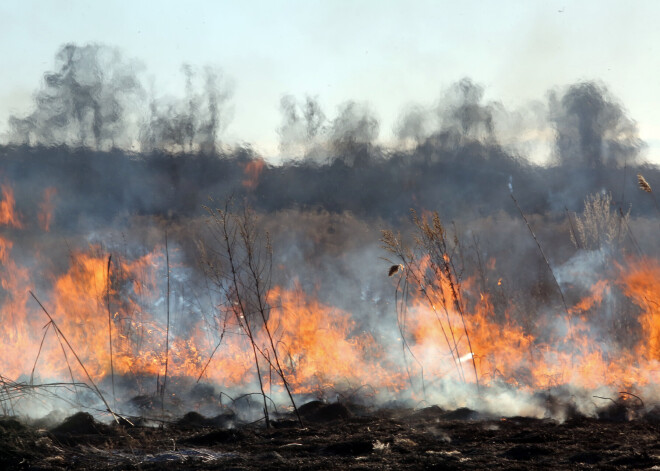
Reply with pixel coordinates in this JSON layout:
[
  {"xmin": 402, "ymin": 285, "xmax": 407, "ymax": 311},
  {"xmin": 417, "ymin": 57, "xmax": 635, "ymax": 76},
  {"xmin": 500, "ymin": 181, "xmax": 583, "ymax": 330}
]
[
  {"xmin": 382, "ymin": 210, "xmax": 480, "ymax": 391},
  {"xmin": 199, "ymin": 200, "xmax": 302, "ymax": 427},
  {"xmin": 638, "ymin": 174, "xmax": 652, "ymax": 193},
  {"xmin": 571, "ymin": 192, "xmax": 629, "ymax": 250}
]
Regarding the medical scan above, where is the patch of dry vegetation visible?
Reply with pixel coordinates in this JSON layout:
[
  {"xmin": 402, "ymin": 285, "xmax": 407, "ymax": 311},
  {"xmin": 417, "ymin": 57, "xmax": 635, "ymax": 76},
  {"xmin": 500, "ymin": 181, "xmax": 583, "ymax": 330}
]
[{"xmin": 570, "ymin": 192, "xmax": 629, "ymax": 250}]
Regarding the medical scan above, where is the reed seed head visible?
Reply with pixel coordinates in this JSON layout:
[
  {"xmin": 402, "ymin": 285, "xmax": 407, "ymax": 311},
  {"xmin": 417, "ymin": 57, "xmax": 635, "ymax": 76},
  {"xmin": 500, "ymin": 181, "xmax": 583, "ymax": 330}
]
[
  {"xmin": 388, "ymin": 264, "xmax": 402, "ymax": 276},
  {"xmin": 638, "ymin": 174, "xmax": 652, "ymax": 193}
]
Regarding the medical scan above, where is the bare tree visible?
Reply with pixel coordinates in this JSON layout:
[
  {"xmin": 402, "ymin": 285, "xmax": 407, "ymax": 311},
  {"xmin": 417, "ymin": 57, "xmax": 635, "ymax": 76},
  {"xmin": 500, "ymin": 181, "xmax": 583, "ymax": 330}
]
[
  {"xmin": 140, "ymin": 66, "xmax": 230, "ymax": 154},
  {"xmin": 9, "ymin": 43, "xmax": 144, "ymax": 149}
]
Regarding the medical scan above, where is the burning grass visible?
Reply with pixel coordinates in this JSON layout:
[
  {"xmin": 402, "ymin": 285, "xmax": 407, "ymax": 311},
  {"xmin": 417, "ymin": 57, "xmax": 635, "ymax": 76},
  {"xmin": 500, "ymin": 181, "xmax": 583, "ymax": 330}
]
[{"xmin": 0, "ymin": 180, "xmax": 659, "ymax": 433}]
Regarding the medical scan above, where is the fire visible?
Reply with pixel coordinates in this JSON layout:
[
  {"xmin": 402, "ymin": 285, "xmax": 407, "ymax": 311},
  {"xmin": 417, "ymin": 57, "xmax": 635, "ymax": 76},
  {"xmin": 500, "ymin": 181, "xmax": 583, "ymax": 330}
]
[
  {"xmin": 192, "ymin": 284, "xmax": 404, "ymax": 394},
  {"xmin": 37, "ymin": 187, "xmax": 57, "ymax": 232},
  {"xmin": 264, "ymin": 284, "xmax": 402, "ymax": 393},
  {"xmin": 399, "ymin": 252, "xmax": 658, "ymax": 393},
  {"xmin": 1, "ymin": 241, "xmax": 659, "ymax": 402},
  {"xmin": 0, "ymin": 181, "xmax": 659, "ymax": 410},
  {"xmin": 619, "ymin": 258, "xmax": 660, "ymax": 364},
  {"xmin": 0, "ymin": 236, "xmax": 33, "ymax": 379},
  {"xmin": 242, "ymin": 158, "xmax": 265, "ymax": 190},
  {"xmin": 0, "ymin": 185, "xmax": 23, "ymax": 228}
]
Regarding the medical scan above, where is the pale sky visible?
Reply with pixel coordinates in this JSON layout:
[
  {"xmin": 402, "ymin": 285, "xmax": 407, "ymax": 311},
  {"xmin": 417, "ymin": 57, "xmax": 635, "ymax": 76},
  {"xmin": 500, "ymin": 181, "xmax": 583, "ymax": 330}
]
[{"xmin": 1, "ymin": 0, "xmax": 660, "ymax": 161}]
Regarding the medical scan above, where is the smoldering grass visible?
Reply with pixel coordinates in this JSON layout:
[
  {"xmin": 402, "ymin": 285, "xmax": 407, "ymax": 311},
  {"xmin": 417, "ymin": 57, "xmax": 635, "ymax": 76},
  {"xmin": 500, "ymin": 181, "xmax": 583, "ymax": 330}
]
[
  {"xmin": 618, "ymin": 207, "xmax": 644, "ymax": 257},
  {"xmin": 236, "ymin": 205, "xmax": 303, "ymax": 426},
  {"xmin": 565, "ymin": 206, "xmax": 581, "ymax": 250},
  {"xmin": 413, "ymin": 210, "xmax": 479, "ymax": 388},
  {"xmin": 31, "ymin": 314, "xmax": 83, "ymax": 407},
  {"xmin": 471, "ymin": 234, "xmax": 488, "ymax": 294},
  {"xmin": 196, "ymin": 311, "xmax": 229, "ymax": 383},
  {"xmin": 208, "ymin": 202, "xmax": 271, "ymax": 428},
  {"xmin": 381, "ymin": 229, "xmax": 428, "ymax": 394},
  {"xmin": 572, "ymin": 192, "xmax": 630, "ymax": 250}
]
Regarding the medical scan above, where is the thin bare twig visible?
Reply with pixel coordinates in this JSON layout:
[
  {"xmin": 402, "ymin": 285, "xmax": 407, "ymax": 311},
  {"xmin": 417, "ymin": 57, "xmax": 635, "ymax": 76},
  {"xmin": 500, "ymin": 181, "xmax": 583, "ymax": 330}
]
[
  {"xmin": 196, "ymin": 313, "xmax": 229, "ymax": 383},
  {"xmin": 218, "ymin": 203, "xmax": 270, "ymax": 428},
  {"xmin": 619, "ymin": 391, "xmax": 645, "ymax": 408},
  {"xmin": 510, "ymin": 192, "xmax": 569, "ymax": 317},
  {"xmin": 162, "ymin": 231, "xmax": 171, "ymax": 418},
  {"xmin": 107, "ymin": 254, "xmax": 116, "ymax": 410},
  {"xmin": 29, "ymin": 291, "xmax": 119, "ymax": 423},
  {"xmin": 565, "ymin": 206, "xmax": 581, "ymax": 250},
  {"xmin": 239, "ymin": 207, "xmax": 302, "ymax": 425}
]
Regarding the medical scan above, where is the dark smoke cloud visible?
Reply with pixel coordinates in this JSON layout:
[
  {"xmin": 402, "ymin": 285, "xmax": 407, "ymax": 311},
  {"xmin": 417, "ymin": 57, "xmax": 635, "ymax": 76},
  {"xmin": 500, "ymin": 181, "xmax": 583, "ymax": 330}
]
[
  {"xmin": 277, "ymin": 96, "xmax": 380, "ymax": 167},
  {"xmin": 1, "ymin": 43, "xmax": 654, "ymax": 231},
  {"xmin": 1, "ymin": 45, "xmax": 656, "ymax": 317},
  {"xmin": 437, "ymin": 78, "xmax": 496, "ymax": 144},
  {"xmin": 395, "ymin": 104, "xmax": 429, "ymax": 145},
  {"xmin": 539, "ymin": 82, "xmax": 647, "ymax": 212},
  {"xmin": 308, "ymin": 101, "xmax": 381, "ymax": 169},
  {"xmin": 549, "ymin": 81, "xmax": 644, "ymax": 168}
]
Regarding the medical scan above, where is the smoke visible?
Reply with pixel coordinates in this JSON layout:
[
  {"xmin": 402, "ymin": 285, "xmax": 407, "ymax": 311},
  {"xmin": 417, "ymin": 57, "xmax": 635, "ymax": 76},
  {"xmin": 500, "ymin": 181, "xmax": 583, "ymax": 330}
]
[
  {"xmin": 549, "ymin": 81, "xmax": 644, "ymax": 168},
  {"xmin": 394, "ymin": 78, "xmax": 498, "ymax": 151},
  {"xmin": 276, "ymin": 96, "xmax": 380, "ymax": 167},
  {"xmin": 9, "ymin": 44, "xmax": 145, "ymax": 150},
  {"xmin": 140, "ymin": 64, "xmax": 231, "ymax": 154},
  {"xmin": 437, "ymin": 78, "xmax": 496, "ymax": 144},
  {"xmin": 395, "ymin": 104, "xmax": 430, "ymax": 146},
  {"xmin": 330, "ymin": 101, "xmax": 379, "ymax": 163},
  {"xmin": 8, "ymin": 44, "xmax": 232, "ymax": 154},
  {"xmin": 2, "ymin": 43, "xmax": 660, "ymax": 421},
  {"xmin": 277, "ymin": 95, "xmax": 326, "ymax": 158}
]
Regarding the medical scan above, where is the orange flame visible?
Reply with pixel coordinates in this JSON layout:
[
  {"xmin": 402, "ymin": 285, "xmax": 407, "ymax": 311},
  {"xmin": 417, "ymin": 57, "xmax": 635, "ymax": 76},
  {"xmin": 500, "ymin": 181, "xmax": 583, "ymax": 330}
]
[
  {"xmin": 38, "ymin": 187, "xmax": 57, "ymax": 232},
  {"xmin": 0, "ymin": 245, "xmax": 658, "ymax": 400},
  {"xmin": 264, "ymin": 284, "xmax": 403, "ymax": 393},
  {"xmin": 0, "ymin": 185, "xmax": 23, "ymax": 228},
  {"xmin": 0, "ymin": 179, "xmax": 659, "ymax": 407},
  {"xmin": 242, "ymin": 158, "xmax": 265, "ymax": 190},
  {"xmin": 619, "ymin": 258, "xmax": 660, "ymax": 363},
  {"xmin": 400, "ymin": 254, "xmax": 657, "ymax": 392}
]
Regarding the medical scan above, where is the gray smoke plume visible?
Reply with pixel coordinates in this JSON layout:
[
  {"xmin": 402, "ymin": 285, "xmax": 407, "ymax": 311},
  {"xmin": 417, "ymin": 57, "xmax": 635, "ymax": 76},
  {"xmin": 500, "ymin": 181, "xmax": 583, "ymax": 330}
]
[
  {"xmin": 8, "ymin": 43, "xmax": 231, "ymax": 154},
  {"xmin": 3, "ymin": 43, "xmax": 660, "ymax": 420},
  {"xmin": 437, "ymin": 77, "xmax": 495, "ymax": 143},
  {"xmin": 395, "ymin": 104, "xmax": 430, "ymax": 145},
  {"xmin": 140, "ymin": 65, "xmax": 231, "ymax": 154},
  {"xmin": 277, "ymin": 96, "xmax": 379, "ymax": 166},
  {"xmin": 277, "ymin": 95, "xmax": 326, "ymax": 157},
  {"xmin": 549, "ymin": 81, "xmax": 644, "ymax": 168},
  {"xmin": 9, "ymin": 44, "xmax": 144, "ymax": 150}
]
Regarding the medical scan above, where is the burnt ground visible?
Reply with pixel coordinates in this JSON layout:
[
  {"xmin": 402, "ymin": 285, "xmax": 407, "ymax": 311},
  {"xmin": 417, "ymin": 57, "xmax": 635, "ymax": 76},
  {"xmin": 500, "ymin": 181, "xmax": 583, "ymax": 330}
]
[{"xmin": 2, "ymin": 402, "xmax": 660, "ymax": 470}]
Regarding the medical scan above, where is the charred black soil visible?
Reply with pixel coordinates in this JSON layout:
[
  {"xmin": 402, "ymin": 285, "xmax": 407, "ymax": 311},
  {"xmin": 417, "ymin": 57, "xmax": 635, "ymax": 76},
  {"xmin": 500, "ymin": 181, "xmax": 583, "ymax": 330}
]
[{"xmin": 3, "ymin": 404, "xmax": 660, "ymax": 470}]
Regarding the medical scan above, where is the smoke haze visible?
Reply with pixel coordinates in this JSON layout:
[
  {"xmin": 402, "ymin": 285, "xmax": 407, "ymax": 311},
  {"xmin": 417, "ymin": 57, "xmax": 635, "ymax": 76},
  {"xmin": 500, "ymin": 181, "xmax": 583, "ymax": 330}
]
[{"xmin": 1, "ymin": 43, "xmax": 659, "ymax": 421}]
